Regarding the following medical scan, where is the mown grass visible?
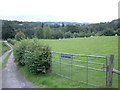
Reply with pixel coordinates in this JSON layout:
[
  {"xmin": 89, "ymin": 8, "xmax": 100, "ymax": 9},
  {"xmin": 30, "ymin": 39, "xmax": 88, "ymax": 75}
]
[{"xmin": 18, "ymin": 36, "xmax": 118, "ymax": 88}]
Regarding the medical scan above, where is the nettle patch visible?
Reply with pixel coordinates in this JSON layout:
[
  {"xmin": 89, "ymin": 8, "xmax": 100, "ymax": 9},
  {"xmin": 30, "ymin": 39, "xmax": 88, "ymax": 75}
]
[{"xmin": 14, "ymin": 39, "xmax": 51, "ymax": 74}]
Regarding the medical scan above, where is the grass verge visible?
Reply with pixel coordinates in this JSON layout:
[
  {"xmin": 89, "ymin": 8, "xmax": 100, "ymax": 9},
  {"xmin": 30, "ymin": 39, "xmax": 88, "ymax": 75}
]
[
  {"xmin": 0, "ymin": 42, "xmax": 10, "ymax": 56},
  {"xmin": 17, "ymin": 65, "xmax": 95, "ymax": 88},
  {"xmin": 1, "ymin": 51, "xmax": 12, "ymax": 69}
]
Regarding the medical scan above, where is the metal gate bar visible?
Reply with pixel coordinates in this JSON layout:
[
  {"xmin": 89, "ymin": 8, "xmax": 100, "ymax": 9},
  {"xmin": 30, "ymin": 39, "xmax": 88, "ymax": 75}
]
[{"xmin": 52, "ymin": 52, "xmax": 107, "ymax": 87}]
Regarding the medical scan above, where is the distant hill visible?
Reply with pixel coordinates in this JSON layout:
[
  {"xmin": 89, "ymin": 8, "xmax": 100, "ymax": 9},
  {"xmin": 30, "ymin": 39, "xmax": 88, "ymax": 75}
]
[
  {"xmin": 111, "ymin": 18, "xmax": 120, "ymax": 23},
  {"xmin": 33, "ymin": 21, "xmax": 92, "ymax": 25}
]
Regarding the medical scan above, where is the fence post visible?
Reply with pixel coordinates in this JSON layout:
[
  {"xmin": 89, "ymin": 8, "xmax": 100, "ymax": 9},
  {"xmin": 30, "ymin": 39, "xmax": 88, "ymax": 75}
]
[{"xmin": 107, "ymin": 54, "xmax": 114, "ymax": 87}]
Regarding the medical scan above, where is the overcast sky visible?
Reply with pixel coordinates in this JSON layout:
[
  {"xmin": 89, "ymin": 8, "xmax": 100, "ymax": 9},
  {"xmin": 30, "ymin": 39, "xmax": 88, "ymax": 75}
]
[{"xmin": 0, "ymin": 0, "xmax": 119, "ymax": 23}]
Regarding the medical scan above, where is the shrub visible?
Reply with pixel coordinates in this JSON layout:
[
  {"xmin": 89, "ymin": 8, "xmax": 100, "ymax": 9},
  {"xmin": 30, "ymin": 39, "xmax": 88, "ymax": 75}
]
[
  {"xmin": 15, "ymin": 31, "xmax": 26, "ymax": 41},
  {"xmin": 14, "ymin": 40, "xmax": 28, "ymax": 66},
  {"xmin": 14, "ymin": 39, "xmax": 51, "ymax": 74}
]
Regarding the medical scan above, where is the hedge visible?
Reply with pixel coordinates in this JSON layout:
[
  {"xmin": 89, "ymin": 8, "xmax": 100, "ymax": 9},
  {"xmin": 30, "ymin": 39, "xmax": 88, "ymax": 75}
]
[{"xmin": 14, "ymin": 39, "xmax": 51, "ymax": 74}]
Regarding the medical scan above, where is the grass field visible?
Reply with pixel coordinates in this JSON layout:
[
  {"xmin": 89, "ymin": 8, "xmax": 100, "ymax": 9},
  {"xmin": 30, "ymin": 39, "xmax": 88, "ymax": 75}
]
[
  {"xmin": 44, "ymin": 36, "xmax": 118, "ymax": 87},
  {"xmin": 18, "ymin": 36, "xmax": 118, "ymax": 88},
  {"xmin": 44, "ymin": 36, "xmax": 118, "ymax": 69}
]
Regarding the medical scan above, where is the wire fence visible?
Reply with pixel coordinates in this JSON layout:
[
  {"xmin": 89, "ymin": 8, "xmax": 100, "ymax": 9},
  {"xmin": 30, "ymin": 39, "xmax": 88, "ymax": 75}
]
[{"xmin": 51, "ymin": 52, "xmax": 108, "ymax": 87}]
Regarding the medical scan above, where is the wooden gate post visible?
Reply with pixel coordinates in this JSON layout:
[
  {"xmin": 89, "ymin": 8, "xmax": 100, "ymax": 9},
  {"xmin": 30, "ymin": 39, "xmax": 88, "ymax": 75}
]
[
  {"xmin": 50, "ymin": 54, "xmax": 52, "ymax": 72},
  {"xmin": 107, "ymin": 54, "xmax": 114, "ymax": 87}
]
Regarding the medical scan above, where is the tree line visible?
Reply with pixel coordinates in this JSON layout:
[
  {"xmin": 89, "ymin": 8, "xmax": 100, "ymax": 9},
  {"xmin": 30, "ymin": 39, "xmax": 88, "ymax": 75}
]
[{"xmin": 1, "ymin": 19, "xmax": 120, "ymax": 40}]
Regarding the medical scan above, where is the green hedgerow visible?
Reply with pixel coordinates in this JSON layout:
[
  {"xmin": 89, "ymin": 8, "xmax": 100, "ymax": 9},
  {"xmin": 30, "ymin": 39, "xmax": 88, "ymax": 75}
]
[
  {"xmin": 14, "ymin": 39, "xmax": 28, "ymax": 66},
  {"xmin": 14, "ymin": 39, "xmax": 51, "ymax": 74}
]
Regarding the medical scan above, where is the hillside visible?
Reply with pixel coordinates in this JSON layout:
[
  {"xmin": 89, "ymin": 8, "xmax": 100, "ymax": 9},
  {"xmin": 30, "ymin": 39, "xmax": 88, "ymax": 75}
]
[{"xmin": 1, "ymin": 18, "xmax": 119, "ymax": 40}]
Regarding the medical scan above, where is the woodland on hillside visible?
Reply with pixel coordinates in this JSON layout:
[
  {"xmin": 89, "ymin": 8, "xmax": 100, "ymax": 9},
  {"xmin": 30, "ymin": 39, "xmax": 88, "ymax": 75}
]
[{"xmin": 1, "ymin": 19, "xmax": 120, "ymax": 40}]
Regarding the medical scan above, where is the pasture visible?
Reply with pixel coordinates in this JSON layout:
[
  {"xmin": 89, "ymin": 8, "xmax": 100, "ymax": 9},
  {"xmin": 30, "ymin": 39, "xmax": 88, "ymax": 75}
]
[
  {"xmin": 44, "ymin": 36, "xmax": 118, "ymax": 68},
  {"xmin": 43, "ymin": 36, "xmax": 118, "ymax": 87}
]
